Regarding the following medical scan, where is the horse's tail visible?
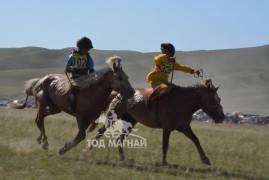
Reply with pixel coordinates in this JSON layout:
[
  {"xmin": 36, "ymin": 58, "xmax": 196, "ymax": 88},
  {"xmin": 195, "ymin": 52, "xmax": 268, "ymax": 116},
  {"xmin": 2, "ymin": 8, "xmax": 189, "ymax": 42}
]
[
  {"xmin": 9, "ymin": 78, "xmax": 40, "ymax": 109},
  {"xmin": 86, "ymin": 121, "xmax": 98, "ymax": 133}
]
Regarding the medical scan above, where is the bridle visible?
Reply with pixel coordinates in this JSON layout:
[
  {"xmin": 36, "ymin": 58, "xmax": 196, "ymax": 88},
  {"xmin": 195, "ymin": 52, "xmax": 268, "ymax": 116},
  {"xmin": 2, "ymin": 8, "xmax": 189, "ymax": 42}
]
[
  {"xmin": 201, "ymin": 91, "xmax": 222, "ymax": 111},
  {"xmin": 194, "ymin": 69, "xmax": 204, "ymax": 83},
  {"xmin": 98, "ymin": 68, "xmax": 125, "ymax": 94}
]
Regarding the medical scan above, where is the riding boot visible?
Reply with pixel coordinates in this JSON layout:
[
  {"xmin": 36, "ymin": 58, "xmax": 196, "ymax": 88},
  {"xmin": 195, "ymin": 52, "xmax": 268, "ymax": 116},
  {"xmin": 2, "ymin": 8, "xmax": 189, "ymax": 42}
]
[
  {"xmin": 146, "ymin": 88, "xmax": 160, "ymax": 109},
  {"xmin": 69, "ymin": 94, "xmax": 75, "ymax": 112},
  {"xmin": 146, "ymin": 85, "xmax": 169, "ymax": 109},
  {"xmin": 69, "ymin": 88, "xmax": 78, "ymax": 112}
]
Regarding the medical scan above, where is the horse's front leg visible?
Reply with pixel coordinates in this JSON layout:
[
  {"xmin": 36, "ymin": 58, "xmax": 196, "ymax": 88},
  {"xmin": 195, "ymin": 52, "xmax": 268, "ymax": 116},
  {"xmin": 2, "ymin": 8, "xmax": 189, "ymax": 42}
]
[
  {"xmin": 59, "ymin": 116, "xmax": 91, "ymax": 155},
  {"xmin": 162, "ymin": 129, "xmax": 171, "ymax": 166},
  {"xmin": 177, "ymin": 124, "xmax": 211, "ymax": 165},
  {"xmin": 83, "ymin": 125, "xmax": 107, "ymax": 155},
  {"xmin": 116, "ymin": 114, "xmax": 138, "ymax": 161}
]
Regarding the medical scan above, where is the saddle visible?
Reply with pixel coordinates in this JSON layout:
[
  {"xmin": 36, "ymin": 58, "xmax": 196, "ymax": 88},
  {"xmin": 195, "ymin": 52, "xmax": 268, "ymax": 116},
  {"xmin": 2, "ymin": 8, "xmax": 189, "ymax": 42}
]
[
  {"xmin": 144, "ymin": 88, "xmax": 154, "ymax": 97},
  {"xmin": 145, "ymin": 86, "xmax": 172, "ymax": 110},
  {"xmin": 147, "ymin": 85, "xmax": 172, "ymax": 101}
]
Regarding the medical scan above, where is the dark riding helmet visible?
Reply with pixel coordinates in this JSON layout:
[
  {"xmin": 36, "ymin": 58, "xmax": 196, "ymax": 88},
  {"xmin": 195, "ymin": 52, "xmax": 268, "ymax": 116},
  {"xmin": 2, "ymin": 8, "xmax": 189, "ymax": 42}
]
[
  {"xmin": 76, "ymin": 37, "xmax": 93, "ymax": 50},
  {"xmin": 161, "ymin": 43, "xmax": 175, "ymax": 57}
]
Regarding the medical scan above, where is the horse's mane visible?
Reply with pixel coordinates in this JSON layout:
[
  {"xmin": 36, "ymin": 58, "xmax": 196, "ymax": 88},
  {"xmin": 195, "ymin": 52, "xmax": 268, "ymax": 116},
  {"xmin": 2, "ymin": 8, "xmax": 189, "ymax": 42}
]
[
  {"xmin": 171, "ymin": 79, "xmax": 214, "ymax": 98},
  {"xmin": 171, "ymin": 83, "xmax": 206, "ymax": 97},
  {"xmin": 105, "ymin": 56, "xmax": 121, "ymax": 69},
  {"xmin": 71, "ymin": 68, "xmax": 111, "ymax": 89}
]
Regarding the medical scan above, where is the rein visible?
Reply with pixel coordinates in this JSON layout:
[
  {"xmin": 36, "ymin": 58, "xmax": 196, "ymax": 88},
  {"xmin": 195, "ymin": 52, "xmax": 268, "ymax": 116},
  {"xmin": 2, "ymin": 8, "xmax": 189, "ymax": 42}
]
[
  {"xmin": 64, "ymin": 69, "xmax": 73, "ymax": 88},
  {"xmin": 200, "ymin": 88, "xmax": 222, "ymax": 111},
  {"xmin": 169, "ymin": 58, "xmax": 175, "ymax": 85},
  {"xmin": 98, "ymin": 71, "xmax": 111, "ymax": 92},
  {"xmin": 169, "ymin": 57, "xmax": 176, "ymax": 87}
]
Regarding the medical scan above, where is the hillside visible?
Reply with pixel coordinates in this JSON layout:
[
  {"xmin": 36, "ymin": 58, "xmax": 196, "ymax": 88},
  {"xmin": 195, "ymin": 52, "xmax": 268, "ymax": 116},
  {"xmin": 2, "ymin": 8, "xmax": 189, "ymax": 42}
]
[{"xmin": 0, "ymin": 45, "xmax": 269, "ymax": 114}]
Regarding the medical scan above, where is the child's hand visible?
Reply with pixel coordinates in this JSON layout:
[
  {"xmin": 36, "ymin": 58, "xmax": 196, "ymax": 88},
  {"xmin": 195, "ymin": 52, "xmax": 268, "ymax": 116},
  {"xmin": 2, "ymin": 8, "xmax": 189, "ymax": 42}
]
[
  {"xmin": 66, "ymin": 66, "xmax": 76, "ymax": 72},
  {"xmin": 194, "ymin": 69, "xmax": 200, "ymax": 76}
]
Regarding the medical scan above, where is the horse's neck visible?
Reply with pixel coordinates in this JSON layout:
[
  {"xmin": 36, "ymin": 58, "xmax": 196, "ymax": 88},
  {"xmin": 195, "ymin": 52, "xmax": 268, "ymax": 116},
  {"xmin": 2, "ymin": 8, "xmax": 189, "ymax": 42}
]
[
  {"xmin": 90, "ymin": 71, "xmax": 112, "ymax": 106},
  {"xmin": 175, "ymin": 86, "xmax": 205, "ymax": 114},
  {"xmin": 99, "ymin": 70, "xmax": 112, "ymax": 91}
]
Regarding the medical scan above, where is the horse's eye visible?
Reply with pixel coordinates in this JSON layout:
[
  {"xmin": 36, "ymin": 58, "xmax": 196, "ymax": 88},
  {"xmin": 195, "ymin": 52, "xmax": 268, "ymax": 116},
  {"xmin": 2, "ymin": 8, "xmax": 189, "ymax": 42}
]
[
  {"xmin": 116, "ymin": 75, "xmax": 122, "ymax": 81},
  {"xmin": 210, "ymin": 97, "xmax": 215, "ymax": 102}
]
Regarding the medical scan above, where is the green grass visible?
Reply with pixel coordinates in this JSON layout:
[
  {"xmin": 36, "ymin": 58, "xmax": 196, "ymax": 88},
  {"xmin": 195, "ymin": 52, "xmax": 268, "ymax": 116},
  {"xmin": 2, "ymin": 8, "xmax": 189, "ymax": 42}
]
[{"xmin": 0, "ymin": 108, "xmax": 268, "ymax": 180}]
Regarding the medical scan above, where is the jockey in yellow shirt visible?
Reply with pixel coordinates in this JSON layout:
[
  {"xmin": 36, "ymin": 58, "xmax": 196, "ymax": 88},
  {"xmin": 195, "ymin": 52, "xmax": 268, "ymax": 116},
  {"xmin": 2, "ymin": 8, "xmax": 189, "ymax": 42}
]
[
  {"xmin": 146, "ymin": 43, "xmax": 200, "ymax": 101},
  {"xmin": 65, "ymin": 37, "xmax": 94, "ymax": 112}
]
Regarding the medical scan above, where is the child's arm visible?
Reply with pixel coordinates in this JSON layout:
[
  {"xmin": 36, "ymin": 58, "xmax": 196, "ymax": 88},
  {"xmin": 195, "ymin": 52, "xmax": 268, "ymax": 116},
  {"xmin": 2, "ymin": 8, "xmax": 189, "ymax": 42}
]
[
  {"xmin": 65, "ymin": 54, "xmax": 73, "ymax": 72},
  {"xmin": 173, "ymin": 62, "xmax": 195, "ymax": 74},
  {"xmin": 174, "ymin": 62, "xmax": 200, "ymax": 75},
  {"xmin": 88, "ymin": 55, "xmax": 94, "ymax": 73}
]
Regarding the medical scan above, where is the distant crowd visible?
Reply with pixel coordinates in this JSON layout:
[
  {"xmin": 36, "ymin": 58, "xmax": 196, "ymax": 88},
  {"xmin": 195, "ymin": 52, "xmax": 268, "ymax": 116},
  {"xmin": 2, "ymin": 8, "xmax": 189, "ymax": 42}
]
[
  {"xmin": 0, "ymin": 98, "xmax": 36, "ymax": 109},
  {"xmin": 193, "ymin": 109, "xmax": 268, "ymax": 126}
]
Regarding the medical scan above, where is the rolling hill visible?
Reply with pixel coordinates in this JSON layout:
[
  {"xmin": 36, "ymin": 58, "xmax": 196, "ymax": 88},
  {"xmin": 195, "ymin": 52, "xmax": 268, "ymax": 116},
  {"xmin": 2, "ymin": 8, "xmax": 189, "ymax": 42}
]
[{"xmin": 0, "ymin": 45, "xmax": 268, "ymax": 115}]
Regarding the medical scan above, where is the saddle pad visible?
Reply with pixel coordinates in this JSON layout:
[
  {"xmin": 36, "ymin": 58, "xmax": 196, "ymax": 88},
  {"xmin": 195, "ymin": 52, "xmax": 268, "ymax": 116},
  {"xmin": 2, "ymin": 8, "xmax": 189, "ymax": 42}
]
[{"xmin": 144, "ymin": 88, "xmax": 154, "ymax": 97}]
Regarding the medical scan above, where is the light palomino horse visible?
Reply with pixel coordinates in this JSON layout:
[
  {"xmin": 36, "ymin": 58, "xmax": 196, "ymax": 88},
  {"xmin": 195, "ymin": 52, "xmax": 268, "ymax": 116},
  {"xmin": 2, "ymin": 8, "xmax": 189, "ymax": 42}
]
[
  {"xmin": 87, "ymin": 79, "xmax": 225, "ymax": 165},
  {"xmin": 12, "ymin": 56, "xmax": 134, "ymax": 155}
]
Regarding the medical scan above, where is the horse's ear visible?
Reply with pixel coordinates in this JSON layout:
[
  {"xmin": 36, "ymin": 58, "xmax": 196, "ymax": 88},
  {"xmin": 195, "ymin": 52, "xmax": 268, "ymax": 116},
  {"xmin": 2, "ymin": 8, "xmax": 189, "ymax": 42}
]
[
  {"xmin": 113, "ymin": 62, "xmax": 118, "ymax": 71},
  {"xmin": 207, "ymin": 83, "xmax": 213, "ymax": 90},
  {"xmin": 118, "ymin": 61, "xmax": 122, "ymax": 69},
  {"xmin": 215, "ymin": 85, "xmax": 220, "ymax": 92},
  {"xmin": 204, "ymin": 79, "xmax": 213, "ymax": 89}
]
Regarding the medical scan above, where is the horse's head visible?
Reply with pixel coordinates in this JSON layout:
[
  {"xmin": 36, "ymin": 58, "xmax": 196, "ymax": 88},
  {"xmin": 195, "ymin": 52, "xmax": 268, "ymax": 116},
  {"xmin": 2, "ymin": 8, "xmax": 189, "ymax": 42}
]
[
  {"xmin": 106, "ymin": 56, "xmax": 135, "ymax": 98},
  {"xmin": 201, "ymin": 79, "xmax": 225, "ymax": 123}
]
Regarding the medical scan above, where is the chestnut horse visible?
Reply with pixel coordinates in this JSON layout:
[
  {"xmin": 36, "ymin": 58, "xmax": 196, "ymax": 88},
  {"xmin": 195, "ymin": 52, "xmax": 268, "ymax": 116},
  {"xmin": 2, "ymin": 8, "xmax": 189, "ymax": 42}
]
[
  {"xmin": 12, "ymin": 56, "xmax": 134, "ymax": 155},
  {"xmin": 87, "ymin": 79, "xmax": 224, "ymax": 165}
]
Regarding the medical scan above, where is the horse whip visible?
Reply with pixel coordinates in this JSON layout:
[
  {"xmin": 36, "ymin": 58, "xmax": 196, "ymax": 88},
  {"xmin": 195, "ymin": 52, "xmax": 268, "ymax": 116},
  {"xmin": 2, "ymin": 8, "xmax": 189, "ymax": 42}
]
[
  {"xmin": 169, "ymin": 57, "xmax": 176, "ymax": 85},
  {"xmin": 64, "ymin": 69, "xmax": 73, "ymax": 88}
]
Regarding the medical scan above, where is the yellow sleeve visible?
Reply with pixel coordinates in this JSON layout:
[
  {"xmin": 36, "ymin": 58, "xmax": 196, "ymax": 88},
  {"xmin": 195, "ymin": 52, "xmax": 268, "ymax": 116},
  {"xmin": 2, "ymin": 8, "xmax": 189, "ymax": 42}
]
[{"xmin": 174, "ymin": 62, "xmax": 195, "ymax": 74}]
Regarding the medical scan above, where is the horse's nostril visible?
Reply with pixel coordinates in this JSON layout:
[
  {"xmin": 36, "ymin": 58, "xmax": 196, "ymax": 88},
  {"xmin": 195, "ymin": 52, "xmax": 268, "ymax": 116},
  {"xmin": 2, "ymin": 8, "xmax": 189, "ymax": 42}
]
[{"xmin": 218, "ymin": 113, "xmax": 225, "ymax": 121}]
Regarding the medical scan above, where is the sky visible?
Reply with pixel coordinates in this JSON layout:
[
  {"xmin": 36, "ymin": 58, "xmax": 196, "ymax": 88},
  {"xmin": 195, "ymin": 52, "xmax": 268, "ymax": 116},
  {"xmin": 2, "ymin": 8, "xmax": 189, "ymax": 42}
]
[{"xmin": 0, "ymin": 0, "xmax": 268, "ymax": 52}]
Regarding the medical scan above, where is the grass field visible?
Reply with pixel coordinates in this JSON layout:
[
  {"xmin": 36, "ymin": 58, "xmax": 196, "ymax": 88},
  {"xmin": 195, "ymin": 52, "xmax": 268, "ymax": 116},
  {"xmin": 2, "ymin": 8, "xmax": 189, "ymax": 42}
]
[{"xmin": 0, "ymin": 108, "xmax": 268, "ymax": 180}]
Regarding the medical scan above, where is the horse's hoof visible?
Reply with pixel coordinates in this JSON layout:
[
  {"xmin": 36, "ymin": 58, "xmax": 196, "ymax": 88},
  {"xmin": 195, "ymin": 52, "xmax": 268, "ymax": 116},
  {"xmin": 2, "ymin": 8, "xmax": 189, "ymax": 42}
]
[
  {"xmin": 59, "ymin": 147, "xmax": 67, "ymax": 155},
  {"xmin": 82, "ymin": 147, "xmax": 93, "ymax": 156},
  {"xmin": 202, "ymin": 156, "xmax": 211, "ymax": 165},
  {"xmin": 120, "ymin": 155, "xmax": 125, "ymax": 161},
  {"xmin": 119, "ymin": 150, "xmax": 125, "ymax": 161},
  {"xmin": 162, "ymin": 161, "xmax": 169, "ymax": 167},
  {"xmin": 42, "ymin": 141, "xmax": 49, "ymax": 150},
  {"xmin": 37, "ymin": 136, "xmax": 42, "ymax": 144}
]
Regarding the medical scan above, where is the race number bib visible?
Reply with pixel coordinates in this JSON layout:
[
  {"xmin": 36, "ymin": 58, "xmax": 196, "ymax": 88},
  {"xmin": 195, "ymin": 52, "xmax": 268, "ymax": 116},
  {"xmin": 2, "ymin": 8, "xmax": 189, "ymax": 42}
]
[
  {"xmin": 72, "ymin": 53, "xmax": 87, "ymax": 69},
  {"xmin": 159, "ymin": 62, "xmax": 173, "ymax": 74}
]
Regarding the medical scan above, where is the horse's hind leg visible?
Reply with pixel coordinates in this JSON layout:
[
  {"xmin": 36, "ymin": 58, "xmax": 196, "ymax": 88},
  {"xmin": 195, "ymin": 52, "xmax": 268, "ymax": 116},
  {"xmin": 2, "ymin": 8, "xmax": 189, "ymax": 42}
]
[
  {"xmin": 177, "ymin": 125, "xmax": 211, "ymax": 165},
  {"xmin": 35, "ymin": 104, "xmax": 49, "ymax": 150},
  {"xmin": 36, "ymin": 103, "xmax": 61, "ymax": 150}
]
